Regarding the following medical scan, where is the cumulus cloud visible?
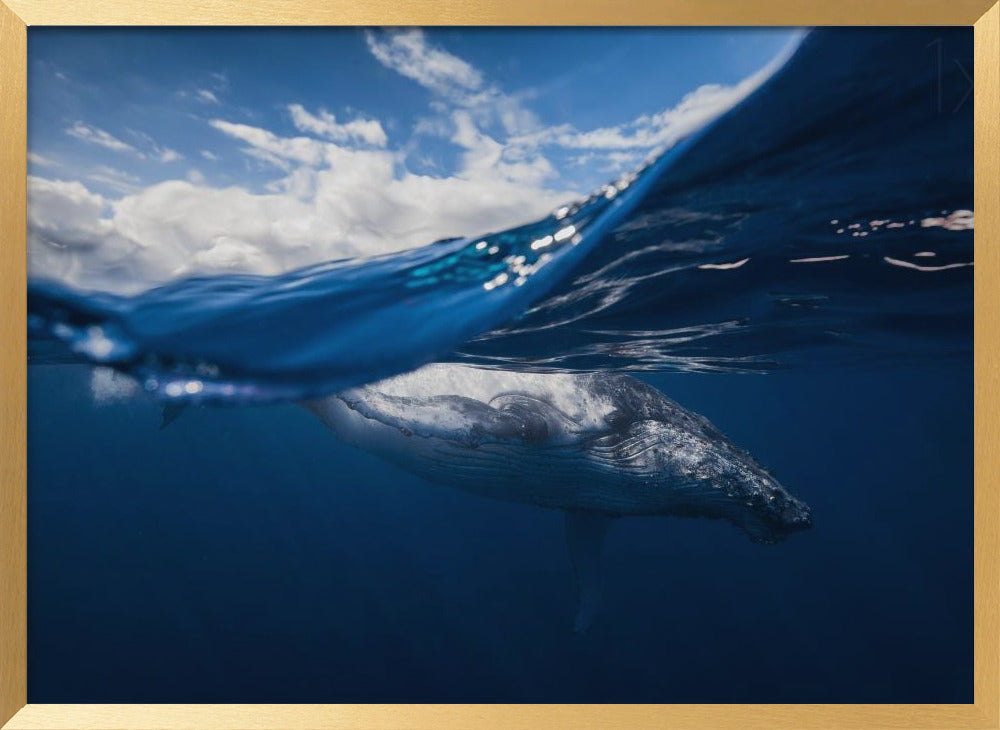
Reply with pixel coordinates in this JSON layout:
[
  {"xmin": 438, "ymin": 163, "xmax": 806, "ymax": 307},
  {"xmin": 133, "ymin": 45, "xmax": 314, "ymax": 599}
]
[
  {"xmin": 450, "ymin": 110, "xmax": 554, "ymax": 187},
  {"xmin": 27, "ymin": 149, "xmax": 572, "ymax": 294},
  {"xmin": 30, "ymin": 30, "xmax": 797, "ymax": 296},
  {"xmin": 27, "ymin": 176, "xmax": 137, "ymax": 287},
  {"xmin": 29, "ymin": 177, "xmax": 109, "ymax": 240}
]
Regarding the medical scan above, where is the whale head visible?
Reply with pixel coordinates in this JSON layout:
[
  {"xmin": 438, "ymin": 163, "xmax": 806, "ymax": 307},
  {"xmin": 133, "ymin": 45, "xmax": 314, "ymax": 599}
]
[
  {"xmin": 717, "ymin": 460, "xmax": 812, "ymax": 544},
  {"xmin": 593, "ymin": 377, "xmax": 812, "ymax": 543},
  {"xmin": 622, "ymin": 414, "xmax": 812, "ymax": 544}
]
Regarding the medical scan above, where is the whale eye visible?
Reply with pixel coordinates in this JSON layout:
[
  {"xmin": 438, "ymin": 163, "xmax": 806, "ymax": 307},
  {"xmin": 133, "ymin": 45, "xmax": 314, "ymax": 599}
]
[
  {"xmin": 492, "ymin": 394, "xmax": 558, "ymax": 443},
  {"xmin": 517, "ymin": 412, "xmax": 549, "ymax": 443},
  {"xmin": 605, "ymin": 408, "xmax": 630, "ymax": 430}
]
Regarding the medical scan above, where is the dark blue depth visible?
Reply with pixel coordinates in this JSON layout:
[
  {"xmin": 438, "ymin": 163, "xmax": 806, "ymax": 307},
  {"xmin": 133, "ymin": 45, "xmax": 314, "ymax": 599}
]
[
  {"xmin": 28, "ymin": 361, "xmax": 971, "ymax": 702},
  {"xmin": 26, "ymin": 27, "xmax": 973, "ymax": 702}
]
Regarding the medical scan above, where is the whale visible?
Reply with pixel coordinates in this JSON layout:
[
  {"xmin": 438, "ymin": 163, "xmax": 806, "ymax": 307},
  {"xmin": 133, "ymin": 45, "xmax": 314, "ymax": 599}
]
[{"xmin": 303, "ymin": 364, "xmax": 811, "ymax": 631}]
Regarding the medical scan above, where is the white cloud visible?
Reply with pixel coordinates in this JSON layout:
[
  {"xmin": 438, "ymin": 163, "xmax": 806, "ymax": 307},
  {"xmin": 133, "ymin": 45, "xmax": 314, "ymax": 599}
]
[
  {"xmin": 127, "ymin": 128, "xmax": 184, "ymax": 163},
  {"xmin": 28, "ymin": 152, "xmax": 59, "ymax": 167},
  {"xmin": 27, "ymin": 176, "xmax": 138, "ymax": 287},
  {"xmin": 362, "ymin": 30, "xmax": 557, "ymax": 195},
  {"xmin": 66, "ymin": 122, "xmax": 137, "ymax": 154},
  {"xmin": 514, "ymin": 61, "xmax": 784, "ymax": 154},
  {"xmin": 195, "ymin": 88, "xmax": 220, "ymax": 104},
  {"xmin": 366, "ymin": 29, "xmax": 483, "ymax": 99},
  {"xmin": 450, "ymin": 110, "xmax": 554, "ymax": 187},
  {"xmin": 159, "ymin": 148, "xmax": 183, "ymax": 163},
  {"xmin": 30, "ymin": 32, "xmax": 798, "ymax": 297},
  {"xmin": 363, "ymin": 26, "xmax": 782, "ymax": 192},
  {"xmin": 287, "ymin": 104, "xmax": 388, "ymax": 147},
  {"xmin": 29, "ymin": 177, "xmax": 109, "ymax": 238},
  {"xmin": 27, "ymin": 138, "xmax": 572, "ymax": 294},
  {"xmin": 87, "ymin": 166, "xmax": 142, "ymax": 193},
  {"xmin": 178, "ymin": 73, "xmax": 227, "ymax": 105},
  {"xmin": 365, "ymin": 29, "xmax": 541, "ymax": 138},
  {"xmin": 209, "ymin": 119, "xmax": 329, "ymax": 168},
  {"xmin": 67, "ymin": 122, "xmax": 184, "ymax": 165}
]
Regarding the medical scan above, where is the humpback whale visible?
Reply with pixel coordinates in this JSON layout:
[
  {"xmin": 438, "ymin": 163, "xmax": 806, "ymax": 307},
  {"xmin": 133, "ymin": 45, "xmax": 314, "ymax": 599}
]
[{"xmin": 304, "ymin": 364, "xmax": 811, "ymax": 631}]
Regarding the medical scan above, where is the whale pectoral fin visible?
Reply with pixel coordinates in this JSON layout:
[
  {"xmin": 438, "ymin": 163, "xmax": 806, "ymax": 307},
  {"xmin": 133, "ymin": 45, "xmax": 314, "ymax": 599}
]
[
  {"xmin": 160, "ymin": 401, "xmax": 189, "ymax": 430},
  {"xmin": 564, "ymin": 511, "xmax": 614, "ymax": 634}
]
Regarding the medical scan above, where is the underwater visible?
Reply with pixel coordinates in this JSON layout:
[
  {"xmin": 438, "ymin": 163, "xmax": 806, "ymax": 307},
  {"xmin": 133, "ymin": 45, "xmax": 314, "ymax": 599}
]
[{"xmin": 26, "ymin": 26, "xmax": 972, "ymax": 702}]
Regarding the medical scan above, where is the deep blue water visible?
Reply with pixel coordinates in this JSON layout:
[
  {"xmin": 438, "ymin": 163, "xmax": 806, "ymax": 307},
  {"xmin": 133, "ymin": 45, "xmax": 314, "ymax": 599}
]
[
  {"xmin": 27, "ymin": 27, "xmax": 973, "ymax": 702},
  {"xmin": 28, "ymin": 361, "xmax": 972, "ymax": 702}
]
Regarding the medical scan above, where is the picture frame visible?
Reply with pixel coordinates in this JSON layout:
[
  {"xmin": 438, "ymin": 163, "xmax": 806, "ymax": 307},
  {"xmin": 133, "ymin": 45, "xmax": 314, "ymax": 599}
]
[{"xmin": 1, "ymin": 1, "xmax": 997, "ymax": 727}]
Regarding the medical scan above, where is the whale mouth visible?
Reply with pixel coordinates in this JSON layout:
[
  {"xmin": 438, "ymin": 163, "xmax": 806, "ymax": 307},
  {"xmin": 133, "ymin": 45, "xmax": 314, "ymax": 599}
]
[
  {"xmin": 741, "ymin": 502, "xmax": 812, "ymax": 544},
  {"xmin": 781, "ymin": 504, "xmax": 812, "ymax": 529}
]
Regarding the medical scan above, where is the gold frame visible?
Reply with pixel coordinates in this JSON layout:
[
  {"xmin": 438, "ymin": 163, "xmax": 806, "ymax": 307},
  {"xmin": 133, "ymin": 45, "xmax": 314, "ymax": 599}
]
[{"xmin": 1, "ymin": 2, "xmax": 997, "ymax": 727}]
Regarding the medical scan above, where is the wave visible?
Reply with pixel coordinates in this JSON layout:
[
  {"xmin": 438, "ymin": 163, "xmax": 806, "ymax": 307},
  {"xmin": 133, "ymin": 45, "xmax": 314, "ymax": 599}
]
[{"xmin": 27, "ymin": 27, "xmax": 973, "ymax": 402}]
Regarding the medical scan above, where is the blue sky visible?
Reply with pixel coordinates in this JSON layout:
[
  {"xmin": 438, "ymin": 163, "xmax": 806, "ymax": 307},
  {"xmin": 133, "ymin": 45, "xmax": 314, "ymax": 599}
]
[{"xmin": 27, "ymin": 27, "xmax": 798, "ymax": 292}]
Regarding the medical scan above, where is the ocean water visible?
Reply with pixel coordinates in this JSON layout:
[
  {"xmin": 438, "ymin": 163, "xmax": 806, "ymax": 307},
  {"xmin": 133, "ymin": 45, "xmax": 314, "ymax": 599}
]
[{"xmin": 27, "ymin": 27, "xmax": 973, "ymax": 702}]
